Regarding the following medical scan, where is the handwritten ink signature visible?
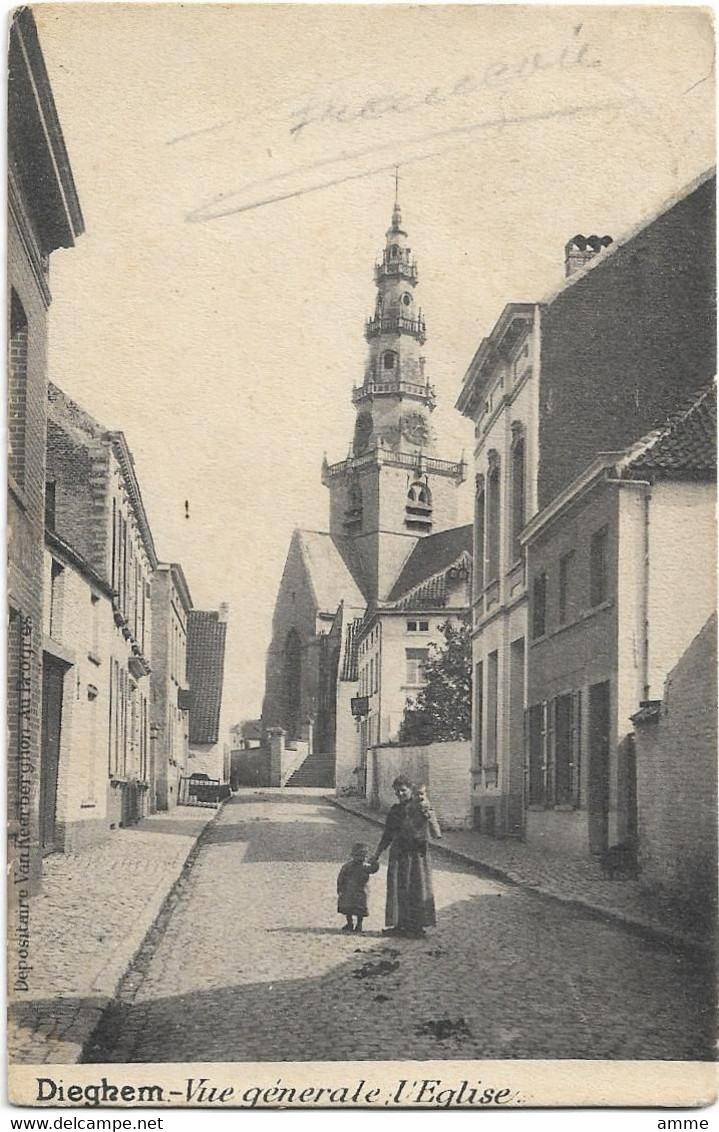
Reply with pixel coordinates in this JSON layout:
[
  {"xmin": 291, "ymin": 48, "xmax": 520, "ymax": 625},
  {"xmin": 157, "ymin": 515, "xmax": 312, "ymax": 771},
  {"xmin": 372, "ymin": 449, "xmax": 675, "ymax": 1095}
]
[
  {"xmin": 170, "ymin": 22, "xmax": 709, "ymax": 223},
  {"xmin": 286, "ymin": 32, "xmax": 599, "ymax": 143}
]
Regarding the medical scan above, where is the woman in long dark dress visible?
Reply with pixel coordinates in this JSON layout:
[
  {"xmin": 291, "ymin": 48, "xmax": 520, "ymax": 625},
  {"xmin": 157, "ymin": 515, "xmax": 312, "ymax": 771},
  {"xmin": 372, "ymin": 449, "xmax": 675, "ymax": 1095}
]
[{"xmin": 371, "ymin": 775, "xmax": 441, "ymax": 938}]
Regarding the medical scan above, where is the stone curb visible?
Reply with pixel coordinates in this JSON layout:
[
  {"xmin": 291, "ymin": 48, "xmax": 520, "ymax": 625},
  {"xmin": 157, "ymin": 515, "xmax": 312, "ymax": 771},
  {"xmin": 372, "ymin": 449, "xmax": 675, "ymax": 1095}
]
[{"xmin": 325, "ymin": 795, "xmax": 713, "ymax": 959}]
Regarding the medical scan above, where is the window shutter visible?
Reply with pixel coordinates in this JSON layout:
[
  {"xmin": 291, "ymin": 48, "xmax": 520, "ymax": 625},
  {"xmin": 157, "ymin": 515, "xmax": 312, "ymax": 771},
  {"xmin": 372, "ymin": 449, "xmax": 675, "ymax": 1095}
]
[
  {"xmin": 527, "ymin": 704, "xmax": 544, "ymax": 806},
  {"xmin": 544, "ymin": 699, "xmax": 555, "ymax": 804},
  {"xmin": 571, "ymin": 690, "xmax": 582, "ymax": 808}
]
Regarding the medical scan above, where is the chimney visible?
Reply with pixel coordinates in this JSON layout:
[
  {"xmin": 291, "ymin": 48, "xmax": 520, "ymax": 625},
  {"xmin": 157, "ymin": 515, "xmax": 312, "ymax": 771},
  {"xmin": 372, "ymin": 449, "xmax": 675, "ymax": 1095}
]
[
  {"xmin": 564, "ymin": 234, "xmax": 613, "ymax": 278},
  {"xmin": 218, "ymin": 602, "xmax": 229, "ymax": 623}
]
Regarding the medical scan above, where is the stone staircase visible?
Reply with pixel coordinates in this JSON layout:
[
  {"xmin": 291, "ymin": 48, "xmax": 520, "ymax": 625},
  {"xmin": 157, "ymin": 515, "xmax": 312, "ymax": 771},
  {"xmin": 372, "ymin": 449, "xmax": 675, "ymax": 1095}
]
[{"xmin": 285, "ymin": 750, "xmax": 335, "ymax": 789}]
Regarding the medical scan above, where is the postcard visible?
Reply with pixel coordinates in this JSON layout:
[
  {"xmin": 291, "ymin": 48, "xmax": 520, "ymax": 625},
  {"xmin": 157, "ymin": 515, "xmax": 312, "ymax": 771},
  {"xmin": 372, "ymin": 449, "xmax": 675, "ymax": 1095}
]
[{"xmin": 7, "ymin": 2, "xmax": 716, "ymax": 1110}]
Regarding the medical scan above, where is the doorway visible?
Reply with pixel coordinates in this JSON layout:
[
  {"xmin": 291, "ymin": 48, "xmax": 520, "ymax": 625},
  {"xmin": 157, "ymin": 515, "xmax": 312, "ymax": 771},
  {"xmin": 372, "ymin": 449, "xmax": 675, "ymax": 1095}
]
[
  {"xmin": 40, "ymin": 655, "xmax": 66, "ymax": 855},
  {"xmin": 507, "ymin": 637, "xmax": 525, "ymax": 836},
  {"xmin": 588, "ymin": 680, "xmax": 611, "ymax": 854}
]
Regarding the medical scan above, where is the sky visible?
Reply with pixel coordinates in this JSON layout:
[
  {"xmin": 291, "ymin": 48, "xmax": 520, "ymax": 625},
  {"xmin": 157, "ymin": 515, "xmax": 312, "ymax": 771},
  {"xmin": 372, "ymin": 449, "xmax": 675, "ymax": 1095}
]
[{"xmin": 36, "ymin": 3, "xmax": 714, "ymax": 730}]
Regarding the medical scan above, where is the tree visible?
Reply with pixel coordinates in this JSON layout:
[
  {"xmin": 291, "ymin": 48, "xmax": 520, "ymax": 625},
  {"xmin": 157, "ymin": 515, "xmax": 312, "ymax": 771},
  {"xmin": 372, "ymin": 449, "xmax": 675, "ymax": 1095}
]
[{"xmin": 399, "ymin": 612, "xmax": 472, "ymax": 745}]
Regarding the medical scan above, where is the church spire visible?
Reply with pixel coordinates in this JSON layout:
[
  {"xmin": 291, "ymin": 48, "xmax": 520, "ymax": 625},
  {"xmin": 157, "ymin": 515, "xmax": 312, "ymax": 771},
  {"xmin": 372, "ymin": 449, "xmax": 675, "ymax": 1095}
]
[{"xmin": 390, "ymin": 165, "xmax": 403, "ymax": 233}]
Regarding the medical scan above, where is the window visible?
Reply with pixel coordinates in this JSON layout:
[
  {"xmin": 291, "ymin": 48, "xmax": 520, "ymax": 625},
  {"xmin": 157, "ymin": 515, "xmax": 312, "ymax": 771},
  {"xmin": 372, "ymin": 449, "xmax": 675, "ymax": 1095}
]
[
  {"xmin": 407, "ymin": 620, "xmax": 417, "ymax": 632},
  {"xmin": 8, "ymin": 290, "xmax": 28, "ymax": 487},
  {"xmin": 406, "ymin": 481, "xmax": 432, "ymax": 531},
  {"xmin": 486, "ymin": 456, "xmax": 500, "ymax": 581},
  {"xmin": 405, "ymin": 648, "xmax": 428, "ymax": 685},
  {"xmin": 555, "ymin": 692, "xmax": 581, "ymax": 806},
  {"xmin": 418, "ymin": 620, "xmax": 429, "ymax": 632},
  {"xmin": 514, "ymin": 342, "xmax": 530, "ymax": 380},
  {"xmin": 49, "ymin": 560, "xmax": 64, "ymax": 640},
  {"xmin": 383, "ymin": 351, "xmax": 396, "ymax": 370},
  {"xmin": 474, "ymin": 660, "xmax": 483, "ymax": 768},
  {"xmin": 369, "ymin": 657, "xmax": 374, "ymax": 696},
  {"xmin": 407, "ymin": 619, "xmax": 429, "ymax": 633},
  {"xmin": 407, "ymin": 482, "xmax": 431, "ymax": 507},
  {"xmin": 91, "ymin": 593, "xmax": 101, "ymax": 656},
  {"xmin": 373, "ymin": 656, "xmax": 379, "ymax": 694},
  {"xmin": 559, "ymin": 551, "xmax": 574, "ymax": 625},
  {"xmin": 532, "ymin": 571, "xmax": 547, "ymax": 639},
  {"xmin": 284, "ymin": 629, "xmax": 302, "ymax": 739},
  {"xmin": 590, "ymin": 528, "xmax": 608, "ymax": 607},
  {"xmin": 474, "ymin": 476, "xmax": 485, "ymax": 595},
  {"xmin": 510, "ymin": 433, "xmax": 525, "ymax": 563},
  {"xmin": 45, "ymin": 482, "xmax": 56, "ymax": 531},
  {"xmin": 402, "ymin": 292, "xmax": 412, "ymax": 307},
  {"xmin": 486, "ymin": 651, "xmax": 498, "ymax": 772},
  {"xmin": 111, "ymin": 499, "xmax": 117, "ymax": 596},
  {"xmin": 527, "ymin": 692, "xmax": 581, "ymax": 808}
]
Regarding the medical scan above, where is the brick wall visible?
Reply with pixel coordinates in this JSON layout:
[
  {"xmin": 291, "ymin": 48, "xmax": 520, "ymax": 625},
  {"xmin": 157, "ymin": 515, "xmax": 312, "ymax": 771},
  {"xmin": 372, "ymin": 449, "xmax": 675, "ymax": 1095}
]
[
  {"xmin": 539, "ymin": 175, "xmax": 716, "ymax": 508},
  {"xmin": 7, "ymin": 213, "xmax": 51, "ymax": 895},
  {"xmin": 634, "ymin": 615, "xmax": 717, "ymax": 909},
  {"xmin": 527, "ymin": 483, "xmax": 618, "ymax": 705},
  {"xmin": 46, "ymin": 415, "xmax": 109, "ymax": 573},
  {"xmin": 368, "ymin": 740, "xmax": 472, "ymax": 829}
]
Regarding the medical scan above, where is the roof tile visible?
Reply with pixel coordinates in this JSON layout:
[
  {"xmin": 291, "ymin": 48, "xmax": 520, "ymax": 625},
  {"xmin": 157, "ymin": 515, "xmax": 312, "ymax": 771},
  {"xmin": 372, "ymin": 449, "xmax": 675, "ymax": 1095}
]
[
  {"xmin": 629, "ymin": 383, "xmax": 716, "ymax": 475},
  {"xmin": 387, "ymin": 524, "xmax": 473, "ymax": 603},
  {"xmin": 187, "ymin": 610, "xmax": 227, "ymax": 745}
]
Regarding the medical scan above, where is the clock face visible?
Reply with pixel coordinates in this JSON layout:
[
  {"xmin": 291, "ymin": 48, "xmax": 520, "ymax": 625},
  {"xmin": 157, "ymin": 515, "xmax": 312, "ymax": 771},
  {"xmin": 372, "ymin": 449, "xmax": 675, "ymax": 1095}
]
[{"xmin": 401, "ymin": 412, "xmax": 430, "ymax": 446}]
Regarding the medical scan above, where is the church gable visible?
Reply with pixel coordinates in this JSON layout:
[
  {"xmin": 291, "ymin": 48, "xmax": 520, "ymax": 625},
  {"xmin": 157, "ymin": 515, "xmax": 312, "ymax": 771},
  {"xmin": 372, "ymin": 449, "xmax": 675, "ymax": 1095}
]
[
  {"xmin": 269, "ymin": 530, "xmax": 323, "ymax": 640},
  {"xmin": 297, "ymin": 530, "xmax": 366, "ymax": 614}
]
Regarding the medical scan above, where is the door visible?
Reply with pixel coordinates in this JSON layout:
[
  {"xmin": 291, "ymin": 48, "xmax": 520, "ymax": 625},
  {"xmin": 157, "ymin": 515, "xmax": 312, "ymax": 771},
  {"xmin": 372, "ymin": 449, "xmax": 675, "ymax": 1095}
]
[
  {"xmin": 40, "ymin": 655, "xmax": 66, "ymax": 854},
  {"xmin": 507, "ymin": 638, "xmax": 526, "ymax": 836},
  {"xmin": 588, "ymin": 681, "xmax": 611, "ymax": 854},
  {"xmin": 624, "ymin": 733, "xmax": 638, "ymax": 850}
]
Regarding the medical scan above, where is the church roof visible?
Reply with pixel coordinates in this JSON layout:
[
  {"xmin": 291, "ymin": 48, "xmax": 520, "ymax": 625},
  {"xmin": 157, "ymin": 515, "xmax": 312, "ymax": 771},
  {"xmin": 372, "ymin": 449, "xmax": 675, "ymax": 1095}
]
[
  {"xmin": 391, "ymin": 553, "xmax": 472, "ymax": 610},
  {"xmin": 387, "ymin": 524, "xmax": 474, "ymax": 603},
  {"xmin": 297, "ymin": 530, "xmax": 368, "ymax": 611}
]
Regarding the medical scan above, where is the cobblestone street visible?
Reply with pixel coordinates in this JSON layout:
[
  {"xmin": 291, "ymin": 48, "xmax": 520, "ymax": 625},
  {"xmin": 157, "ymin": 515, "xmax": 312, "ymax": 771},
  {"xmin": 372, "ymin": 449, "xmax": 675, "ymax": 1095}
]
[{"xmin": 86, "ymin": 793, "xmax": 713, "ymax": 1064}]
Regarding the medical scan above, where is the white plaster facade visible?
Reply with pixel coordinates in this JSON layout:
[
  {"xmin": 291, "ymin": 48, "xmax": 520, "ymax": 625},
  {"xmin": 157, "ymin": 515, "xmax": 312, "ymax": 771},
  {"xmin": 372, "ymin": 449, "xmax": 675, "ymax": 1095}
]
[
  {"xmin": 42, "ymin": 538, "xmax": 117, "ymax": 850},
  {"xmin": 456, "ymin": 303, "xmax": 541, "ymax": 835}
]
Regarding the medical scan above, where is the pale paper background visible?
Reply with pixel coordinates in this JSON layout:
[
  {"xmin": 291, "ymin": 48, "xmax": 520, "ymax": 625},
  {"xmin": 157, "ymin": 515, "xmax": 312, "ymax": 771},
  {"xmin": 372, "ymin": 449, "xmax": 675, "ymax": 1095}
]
[{"xmin": 7, "ymin": 0, "xmax": 717, "ymax": 1113}]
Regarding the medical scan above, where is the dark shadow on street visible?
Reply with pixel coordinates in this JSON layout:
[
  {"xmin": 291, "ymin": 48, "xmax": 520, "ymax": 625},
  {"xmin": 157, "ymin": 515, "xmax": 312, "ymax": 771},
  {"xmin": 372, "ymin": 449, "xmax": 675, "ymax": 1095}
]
[
  {"xmin": 130, "ymin": 817, "xmax": 211, "ymax": 839},
  {"xmin": 74, "ymin": 875, "xmax": 716, "ymax": 1066}
]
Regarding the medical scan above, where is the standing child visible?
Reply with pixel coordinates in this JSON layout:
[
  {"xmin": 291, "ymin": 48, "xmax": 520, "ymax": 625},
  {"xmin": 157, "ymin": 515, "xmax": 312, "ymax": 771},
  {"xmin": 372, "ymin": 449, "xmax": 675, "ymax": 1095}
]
[{"xmin": 337, "ymin": 842, "xmax": 379, "ymax": 933}]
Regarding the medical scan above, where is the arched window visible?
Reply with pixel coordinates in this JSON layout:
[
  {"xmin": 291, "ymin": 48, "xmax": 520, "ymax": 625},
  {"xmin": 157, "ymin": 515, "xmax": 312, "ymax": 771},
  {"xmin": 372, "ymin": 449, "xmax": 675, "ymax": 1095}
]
[
  {"xmin": 405, "ymin": 480, "xmax": 432, "ymax": 530},
  {"xmin": 390, "ymin": 243, "xmax": 400, "ymax": 258},
  {"xmin": 407, "ymin": 481, "xmax": 431, "ymax": 507},
  {"xmin": 510, "ymin": 423, "xmax": 525, "ymax": 563},
  {"xmin": 344, "ymin": 477, "xmax": 363, "ymax": 531},
  {"xmin": 486, "ymin": 451, "xmax": 501, "ymax": 582},
  {"xmin": 383, "ymin": 351, "xmax": 396, "ymax": 371},
  {"xmin": 474, "ymin": 473, "xmax": 485, "ymax": 597},
  {"xmin": 284, "ymin": 629, "xmax": 302, "ymax": 739},
  {"xmin": 353, "ymin": 412, "xmax": 373, "ymax": 455}
]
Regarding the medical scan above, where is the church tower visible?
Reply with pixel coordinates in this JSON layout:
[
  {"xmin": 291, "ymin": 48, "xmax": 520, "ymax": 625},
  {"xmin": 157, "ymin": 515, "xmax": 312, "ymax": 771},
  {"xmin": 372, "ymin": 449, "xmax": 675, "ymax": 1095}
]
[{"xmin": 323, "ymin": 178, "xmax": 466, "ymax": 602}]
